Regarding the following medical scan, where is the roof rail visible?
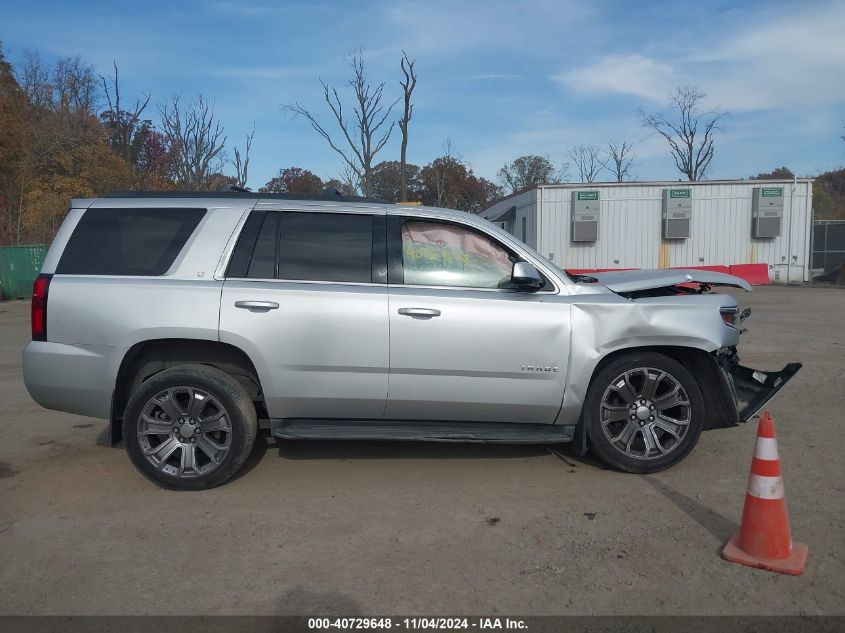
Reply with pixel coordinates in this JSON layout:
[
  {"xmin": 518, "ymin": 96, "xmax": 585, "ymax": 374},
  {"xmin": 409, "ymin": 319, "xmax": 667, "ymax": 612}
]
[{"xmin": 103, "ymin": 191, "xmax": 390, "ymax": 204}]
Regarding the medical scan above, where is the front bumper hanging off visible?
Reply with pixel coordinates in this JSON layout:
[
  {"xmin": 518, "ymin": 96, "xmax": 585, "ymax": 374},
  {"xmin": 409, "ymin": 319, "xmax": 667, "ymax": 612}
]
[{"xmin": 724, "ymin": 361, "xmax": 803, "ymax": 423}]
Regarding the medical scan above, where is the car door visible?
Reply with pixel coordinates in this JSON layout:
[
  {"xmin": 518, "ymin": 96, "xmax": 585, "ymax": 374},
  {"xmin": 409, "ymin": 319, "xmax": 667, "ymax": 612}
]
[
  {"xmin": 384, "ymin": 215, "xmax": 570, "ymax": 424},
  {"xmin": 219, "ymin": 207, "xmax": 388, "ymax": 420}
]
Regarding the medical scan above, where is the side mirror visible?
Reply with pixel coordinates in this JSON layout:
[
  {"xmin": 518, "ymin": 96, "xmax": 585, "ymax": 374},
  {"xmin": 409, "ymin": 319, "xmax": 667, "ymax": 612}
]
[{"xmin": 512, "ymin": 261, "xmax": 542, "ymax": 291}]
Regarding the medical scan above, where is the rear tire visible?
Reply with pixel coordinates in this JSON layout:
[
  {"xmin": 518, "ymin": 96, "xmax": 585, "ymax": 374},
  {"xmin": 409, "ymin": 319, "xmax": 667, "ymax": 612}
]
[
  {"xmin": 123, "ymin": 364, "xmax": 257, "ymax": 490},
  {"xmin": 585, "ymin": 351, "xmax": 704, "ymax": 473}
]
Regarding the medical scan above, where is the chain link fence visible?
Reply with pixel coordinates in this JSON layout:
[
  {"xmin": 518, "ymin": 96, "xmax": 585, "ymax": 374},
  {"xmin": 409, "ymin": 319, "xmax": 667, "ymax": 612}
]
[{"xmin": 812, "ymin": 221, "xmax": 845, "ymax": 277}]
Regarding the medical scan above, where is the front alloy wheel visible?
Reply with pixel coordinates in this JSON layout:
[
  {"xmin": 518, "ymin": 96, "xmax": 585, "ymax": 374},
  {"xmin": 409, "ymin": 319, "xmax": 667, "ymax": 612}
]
[
  {"xmin": 600, "ymin": 367, "xmax": 692, "ymax": 460},
  {"xmin": 586, "ymin": 352, "xmax": 703, "ymax": 473}
]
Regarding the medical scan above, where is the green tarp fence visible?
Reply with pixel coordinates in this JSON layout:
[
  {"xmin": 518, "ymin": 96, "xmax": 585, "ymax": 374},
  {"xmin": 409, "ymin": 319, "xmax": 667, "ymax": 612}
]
[{"xmin": 0, "ymin": 245, "xmax": 49, "ymax": 300}]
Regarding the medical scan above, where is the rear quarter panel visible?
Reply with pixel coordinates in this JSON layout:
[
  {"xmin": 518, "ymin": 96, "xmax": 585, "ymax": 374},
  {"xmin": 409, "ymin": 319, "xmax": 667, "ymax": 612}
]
[
  {"xmin": 24, "ymin": 203, "xmax": 251, "ymax": 419},
  {"xmin": 46, "ymin": 278, "xmax": 223, "ymax": 347},
  {"xmin": 45, "ymin": 205, "xmax": 246, "ymax": 348}
]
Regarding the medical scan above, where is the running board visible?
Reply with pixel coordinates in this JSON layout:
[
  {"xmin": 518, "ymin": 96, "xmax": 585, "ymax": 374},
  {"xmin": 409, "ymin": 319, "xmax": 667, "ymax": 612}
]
[{"xmin": 269, "ymin": 419, "xmax": 575, "ymax": 444}]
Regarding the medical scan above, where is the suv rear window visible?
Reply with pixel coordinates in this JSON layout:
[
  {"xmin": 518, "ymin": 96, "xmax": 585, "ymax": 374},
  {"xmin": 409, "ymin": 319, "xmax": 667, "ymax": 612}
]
[{"xmin": 56, "ymin": 208, "xmax": 206, "ymax": 276}]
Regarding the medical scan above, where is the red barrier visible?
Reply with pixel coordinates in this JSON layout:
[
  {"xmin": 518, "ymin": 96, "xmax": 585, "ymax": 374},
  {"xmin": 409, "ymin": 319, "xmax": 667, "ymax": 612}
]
[
  {"xmin": 729, "ymin": 264, "xmax": 771, "ymax": 286},
  {"xmin": 594, "ymin": 268, "xmax": 638, "ymax": 272}
]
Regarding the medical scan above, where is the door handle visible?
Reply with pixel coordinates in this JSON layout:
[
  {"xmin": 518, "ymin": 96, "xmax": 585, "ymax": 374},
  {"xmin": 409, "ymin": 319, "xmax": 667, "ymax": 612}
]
[
  {"xmin": 398, "ymin": 307, "xmax": 441, "ymax": 318},
  {"xmin": 235, "ymin": 300, "xmax": 279, "ymax": 312}
]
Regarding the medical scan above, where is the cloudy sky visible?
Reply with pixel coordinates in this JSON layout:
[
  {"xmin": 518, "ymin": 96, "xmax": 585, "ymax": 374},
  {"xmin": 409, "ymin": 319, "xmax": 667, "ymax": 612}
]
[{"xmin": 2, "ymin": 0, "xmax": 844, "ymax": 189}]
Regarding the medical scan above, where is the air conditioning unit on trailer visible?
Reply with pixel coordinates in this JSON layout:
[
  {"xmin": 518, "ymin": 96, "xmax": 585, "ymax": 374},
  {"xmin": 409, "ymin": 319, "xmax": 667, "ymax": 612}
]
[
  {"xmin": 752, "ymin": 187, "xmax": 784, "ymax": 238},
  {"xmin": 571, "ymin": 191, "xmax": 599, "ymax": 242},
  {"xmin": 662, "ymin": 188, "xmax": 692, "ymax": 239}
]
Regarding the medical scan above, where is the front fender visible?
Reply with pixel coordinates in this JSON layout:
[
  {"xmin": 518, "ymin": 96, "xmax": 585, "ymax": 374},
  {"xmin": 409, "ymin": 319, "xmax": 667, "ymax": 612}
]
[{"xmin": 556, "ymin": 295, "xmax": 739, "ymax": 430}]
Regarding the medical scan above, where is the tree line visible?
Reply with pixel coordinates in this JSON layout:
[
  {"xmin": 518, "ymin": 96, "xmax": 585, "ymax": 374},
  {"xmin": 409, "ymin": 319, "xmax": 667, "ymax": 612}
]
[
  {"xmin": 0, "ymin": 43, "xmax": 507, "ymax": 244},
  {"xmin": 1, "ymin": 42, "xmax": 843, "ymax": 246},
  {"xmin": 0, "ymin": 45, "xmax": 251, "ymax": 244}
]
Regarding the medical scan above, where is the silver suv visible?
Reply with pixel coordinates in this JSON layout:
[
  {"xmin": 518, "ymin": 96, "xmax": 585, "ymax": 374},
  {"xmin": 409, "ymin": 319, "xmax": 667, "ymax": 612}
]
[{"xmin": 22, "ymin": 192, "xmax": 800, "ymax": 489}]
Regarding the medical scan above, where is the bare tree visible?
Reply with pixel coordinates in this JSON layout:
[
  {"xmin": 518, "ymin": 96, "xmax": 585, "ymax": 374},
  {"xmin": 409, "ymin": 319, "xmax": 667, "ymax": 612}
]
[
  {"xmin": 17, "ymin": 51, "xmax": 51, "ymax": 109},
  {"xmin": 568, "ymin": 144, "xmax": 603, "ymax": 183},
  {"xmin": 17, "ymin": 53, "xmax": 98, "ymax": 117},
  {"xmin": 286, "ymin": 49, "xmax": 399, "ymax": 197},
  {"xmin": 640, "ymin": 85, "xmax": 727, "ymax": 181},
  {"xmin": 52, "ymin": 56, "xmax": 98, "ymax": 116},
  {"xmin": 159, "ymin": 94, "xmax": 227, "ymax": 190},
  {"xmin": 398, "ymin": 51, "xmax": 417, "ymax": 202},
  {"xmin": 339, "ymin": 163, "xmax": 360, "ymax": 195},
  {"xmin": 232, "ymin": 124, "xmax": 255, "ymax": 189},
  {"xmin": 601, "ymin": 140, "xmax": 636, "ymax": 182},
  {"xmin": 100, "ymin": 61, "xmax": 150, "ymax": 188}
]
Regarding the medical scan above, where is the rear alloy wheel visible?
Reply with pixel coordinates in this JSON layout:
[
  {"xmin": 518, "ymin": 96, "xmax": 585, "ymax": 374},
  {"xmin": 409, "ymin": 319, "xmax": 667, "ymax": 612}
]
[
  {"xmin": 123, "ymin": 365, "xmax": 257, "ymax": 490},
  {"xmin": 585, "ymin": 352, "xmax": 703, "ymax": 473}
]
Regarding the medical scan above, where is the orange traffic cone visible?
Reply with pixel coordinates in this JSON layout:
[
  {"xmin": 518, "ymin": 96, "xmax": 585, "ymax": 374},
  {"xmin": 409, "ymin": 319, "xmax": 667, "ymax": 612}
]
[{"xmin": 721, "ymin": 411, "xmax": 807, "ymax": 575}]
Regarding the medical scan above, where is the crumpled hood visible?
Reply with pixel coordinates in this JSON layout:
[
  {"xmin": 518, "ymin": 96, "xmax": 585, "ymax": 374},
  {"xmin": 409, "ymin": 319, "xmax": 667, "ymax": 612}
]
[{"xmin": 586, "ymin": 268, "xmax": 753, "ymax": 293}]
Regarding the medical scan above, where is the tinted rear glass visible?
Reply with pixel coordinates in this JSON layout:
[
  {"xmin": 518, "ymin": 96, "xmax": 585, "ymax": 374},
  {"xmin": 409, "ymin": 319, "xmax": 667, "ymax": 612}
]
[
  {"xmin": 247, "ymin": 212, "xmax": 280, "ymax": 279},
  {"xmin": 278, "ymin": 212, "xmax": 372, "ymax": 283},
  {"xmin": 57, "ymin": 208, "xmax": 206, "ymax": 276}
]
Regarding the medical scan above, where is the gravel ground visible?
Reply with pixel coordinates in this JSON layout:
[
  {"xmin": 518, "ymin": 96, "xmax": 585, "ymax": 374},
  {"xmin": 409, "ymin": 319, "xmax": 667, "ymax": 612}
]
[{"xmin": 0, "ymin": 285, "xmax": 843, "ymax": 616}]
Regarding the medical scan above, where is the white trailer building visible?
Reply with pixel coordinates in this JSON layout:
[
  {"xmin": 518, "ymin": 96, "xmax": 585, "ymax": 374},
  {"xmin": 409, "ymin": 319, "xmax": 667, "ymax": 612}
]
[{"xmin": 482, "ymin": 179, "xmax": 813, "ymax": 283}]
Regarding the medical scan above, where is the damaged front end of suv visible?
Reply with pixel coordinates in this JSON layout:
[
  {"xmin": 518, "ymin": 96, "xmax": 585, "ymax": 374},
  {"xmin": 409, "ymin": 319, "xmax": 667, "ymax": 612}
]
[
  {"xmin": 578, "ymin": 269, "xmax": 802, "ymax": 430},
  {"xmin": 713, "ymin": 344, "xmax": 802, "ymax": 425}
]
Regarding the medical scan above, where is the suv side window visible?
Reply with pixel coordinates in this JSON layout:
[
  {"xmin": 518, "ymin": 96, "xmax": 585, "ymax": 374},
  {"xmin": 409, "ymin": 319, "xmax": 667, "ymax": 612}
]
[
  {"xmin": 57, "ymin": 207, "xmax": 206, "ymax": 276},
  {"xmin": 227, "ymin": 211, "xmax": 377, "ymax": 283},
  {"xmin": 278, "ymin": 212, "xmax": 372, "ymax": 283},
  {"xmin": 247, "ymin": 212, "xmax": 280, "ymax": 279},
  {"xmin": 398, "ymin": 219, "xmax": 515, "ymax": 289}
]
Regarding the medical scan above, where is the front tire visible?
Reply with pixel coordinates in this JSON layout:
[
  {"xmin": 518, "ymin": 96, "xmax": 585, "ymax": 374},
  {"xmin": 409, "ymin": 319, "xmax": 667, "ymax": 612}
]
[
  {"xmin": 585, "ymin": 352, "xmax": 704, "ymax": 473},
  {"xmin": 123, "ymin": 364, "xmax": 257, "ymax": 490}
]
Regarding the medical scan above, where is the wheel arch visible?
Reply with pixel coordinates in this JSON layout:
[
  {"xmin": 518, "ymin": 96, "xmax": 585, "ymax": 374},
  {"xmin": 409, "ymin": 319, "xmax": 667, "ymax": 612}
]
[
  {"xmin": 572, "ymin": 344, "xmax": 739, "ymax": 454},
  {"xmin": 110, "ymin": 338, "xmax": 265, "ymax": 445}
]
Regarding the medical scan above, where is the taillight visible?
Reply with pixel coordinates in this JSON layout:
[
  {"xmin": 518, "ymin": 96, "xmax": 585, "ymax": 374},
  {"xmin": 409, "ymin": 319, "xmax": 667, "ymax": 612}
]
[{"xmin": 31, "ymin": 274, "xmax": 52, "ymax": 341}]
